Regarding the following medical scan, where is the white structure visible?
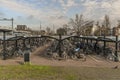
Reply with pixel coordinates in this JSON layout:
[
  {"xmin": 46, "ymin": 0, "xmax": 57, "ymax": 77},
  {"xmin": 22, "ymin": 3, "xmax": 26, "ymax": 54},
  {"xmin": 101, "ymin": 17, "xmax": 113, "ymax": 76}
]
[{"xmin": 91, "ymin": 24, "xmax": 98, "ymax": 36}]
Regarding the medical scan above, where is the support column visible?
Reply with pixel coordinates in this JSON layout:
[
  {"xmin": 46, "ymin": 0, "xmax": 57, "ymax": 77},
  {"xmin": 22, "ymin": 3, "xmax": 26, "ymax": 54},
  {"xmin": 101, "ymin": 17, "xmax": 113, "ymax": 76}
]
[
  {"xmin": 86, "ymin": 39, "xmax": 88, "ymax": 45},
  {"xmin": 29, "ymin": 38, "xmax": 31, "ymax": 45},
  {"xmin": 115, "ymin": 36, "xmax": 119, "ymax": 62},
  {"xmin": 15, "ymin": 34, "xmax": 18, "ymax": 49},
  {"xmin": 23, "ymin": 39, "xmax": 26, "ymax": 50},
  {"xmin": 3, "ymin": 31, "xmax": 6, "ymax": 60},
  {"xmin": 103, "ymin": 35, "xmax": 106, "ymax": 56}
]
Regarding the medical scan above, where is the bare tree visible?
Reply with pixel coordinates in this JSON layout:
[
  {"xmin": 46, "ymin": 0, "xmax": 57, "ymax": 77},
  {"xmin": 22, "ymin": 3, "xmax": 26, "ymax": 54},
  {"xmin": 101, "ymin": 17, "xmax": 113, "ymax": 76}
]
[
  {"xmin": 69, "ymin": 14, "xmax": 94, "ymax": 36},
  {"xmin": 46, "ymin": 27, "xmax": 51, "ymax": 35},
  {"xmin": 63, "ymin": 24, "xmax": 69, "ymax": 34},
  {"xmin": 117, "ymin": 20, "xmax": 120, "ymax": 27},
  {"xmin": 69, "ymin": 14, "xmax": 84, "ymax": 36},
  {"xmin": 102, "ymin": 15, "xmax": 111, "ymax": 36},
  {"xmin": 56, "ymin": 28, "xmax": 66, "ymax": 35},
  {"xmin": 104, "ymin": 15, "xmax": 111, "ymax": 28}
]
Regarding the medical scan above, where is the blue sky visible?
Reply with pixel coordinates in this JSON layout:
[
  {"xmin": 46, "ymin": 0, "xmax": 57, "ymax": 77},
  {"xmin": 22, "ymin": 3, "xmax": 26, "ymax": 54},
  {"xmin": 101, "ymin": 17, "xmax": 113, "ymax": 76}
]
[{"xmin": 0, "ymin": 0, "xmax": 120, "ymax": 30}]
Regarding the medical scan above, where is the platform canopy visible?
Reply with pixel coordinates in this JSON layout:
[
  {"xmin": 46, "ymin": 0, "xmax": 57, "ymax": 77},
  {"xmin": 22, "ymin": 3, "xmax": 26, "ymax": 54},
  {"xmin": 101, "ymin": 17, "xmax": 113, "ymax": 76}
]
[{"xmin": 7, "ymin": 36, "xmax": 25, "ymax": 41}]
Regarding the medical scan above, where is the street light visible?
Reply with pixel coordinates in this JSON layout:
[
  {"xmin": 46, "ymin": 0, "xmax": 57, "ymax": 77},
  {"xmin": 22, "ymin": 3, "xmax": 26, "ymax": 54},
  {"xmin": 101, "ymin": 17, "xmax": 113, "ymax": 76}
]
[{"xmin": 0, "ymin": 18, "xmax": 14, "ymax": 29}]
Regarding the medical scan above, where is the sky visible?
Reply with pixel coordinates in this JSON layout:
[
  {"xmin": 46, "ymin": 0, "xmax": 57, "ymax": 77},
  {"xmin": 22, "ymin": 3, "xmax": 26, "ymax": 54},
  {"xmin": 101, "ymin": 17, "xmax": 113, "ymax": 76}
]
[{"xmin": 0, "ymin": 0, "xmax": 120, "ymax": 30}]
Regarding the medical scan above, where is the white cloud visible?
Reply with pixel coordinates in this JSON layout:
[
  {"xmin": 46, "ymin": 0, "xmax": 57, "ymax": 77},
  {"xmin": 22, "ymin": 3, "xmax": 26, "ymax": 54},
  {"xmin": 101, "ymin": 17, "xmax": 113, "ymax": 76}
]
[
  {"xmin": 82, "ymin": 0, "xmax": 120, "ymax": 25},
  {"xmin": 1, "ymin": 0, "xmax": 120, "ymax": 29},
  {"xmin": 59, "ymin": 0, "xmax": 78, "ymax": 14},
  {"xmin": 0, "ymin": 0, "xmax": 42, "ymax": 18},
  {"xmin": 0, "ymin": 0, "xmax": 68, "ymax": 29},
  {"xmin": 101, "ymin": 2, "xmax": 112, "ymax": 8},
  {"xmin": 66, "ymin": 0, "xmax": 76, "ymax": 7},
  {"xmin": 0, "ymin": 12, "xmax": 5, "ymax": 16},
  {"xmin": 83, "ymin": 0, "xmax": 97, "ymax": 7}
]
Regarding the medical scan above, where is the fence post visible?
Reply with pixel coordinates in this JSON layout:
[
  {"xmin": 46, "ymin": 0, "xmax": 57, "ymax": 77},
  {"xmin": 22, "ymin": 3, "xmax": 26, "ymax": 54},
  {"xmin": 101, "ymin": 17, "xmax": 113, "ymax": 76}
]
[
  {"xmin": 15, "ymin": 34, "xmax": 18, "ymax": 49},
  {"xmin": 103, "ymin": 35, "xmax": 106, "ymax": 56},
  {"xmin": 86, "ymin": 39, "xmax": 88, "ymax": 45},
  {"xmin": 23, "ymin": 39, "xmax": 26, "ymax": 50},
  {"xmin": 28, "ymin": 38, "xmax": 31, "ymax": 46},
  {"xmin": 58, "ymin": 34, "xmax": 62, "ymax": 57},
  {"xmin": 115, "ymin": 36, "xmax": 119, "ymax": 62}
]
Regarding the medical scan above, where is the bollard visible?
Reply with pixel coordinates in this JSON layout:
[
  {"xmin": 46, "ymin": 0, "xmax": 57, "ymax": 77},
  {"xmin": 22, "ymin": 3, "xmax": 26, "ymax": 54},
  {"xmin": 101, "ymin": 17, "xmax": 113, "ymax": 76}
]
[
  {"xmin": 24, "ymin": 44, "xmax": 31, "ymax": 64},
  {"xmin": 24, "ymin": 53, "xmax": 30, "ymax": 62}
]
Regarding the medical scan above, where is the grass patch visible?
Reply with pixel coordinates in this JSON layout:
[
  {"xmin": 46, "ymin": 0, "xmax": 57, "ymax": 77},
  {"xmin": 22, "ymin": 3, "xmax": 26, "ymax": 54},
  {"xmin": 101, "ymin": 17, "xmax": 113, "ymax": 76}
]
[{"xmin": 0, "ymin": 65, "xmax": 120, "ymax": 80}]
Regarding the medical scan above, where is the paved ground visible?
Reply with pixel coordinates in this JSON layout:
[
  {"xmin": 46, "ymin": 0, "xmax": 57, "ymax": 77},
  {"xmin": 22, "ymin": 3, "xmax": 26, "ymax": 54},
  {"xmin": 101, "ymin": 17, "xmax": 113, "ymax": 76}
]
[{"xmin": 0, "ymin": 45, "xmax": 120, "ymax": 68}]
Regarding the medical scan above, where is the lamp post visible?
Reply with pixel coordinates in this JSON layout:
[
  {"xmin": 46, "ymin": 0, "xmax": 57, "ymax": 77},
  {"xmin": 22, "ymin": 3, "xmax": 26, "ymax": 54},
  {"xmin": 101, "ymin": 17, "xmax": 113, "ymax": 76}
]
[{"xmin": 0, "ymin": 18, "xmax": 14, "ymax": 30}]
